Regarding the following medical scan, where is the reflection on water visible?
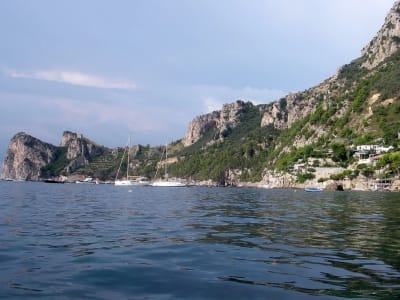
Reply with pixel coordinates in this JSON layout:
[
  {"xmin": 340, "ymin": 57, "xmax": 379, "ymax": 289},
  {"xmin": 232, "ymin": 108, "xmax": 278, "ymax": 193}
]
[{"xmin": 0, "ymin": 182, "xmax": 399, "ymax": 299}]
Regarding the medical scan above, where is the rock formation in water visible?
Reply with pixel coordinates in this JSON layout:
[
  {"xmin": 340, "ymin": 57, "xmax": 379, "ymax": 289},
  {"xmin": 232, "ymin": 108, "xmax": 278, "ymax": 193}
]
[
  {"xmin": 1, "ymin": 132, "xmax": 56, "ymax": 180},
  {"xmin": 1, "ymin": 131, "xmax": 108, "ymax": 180}
]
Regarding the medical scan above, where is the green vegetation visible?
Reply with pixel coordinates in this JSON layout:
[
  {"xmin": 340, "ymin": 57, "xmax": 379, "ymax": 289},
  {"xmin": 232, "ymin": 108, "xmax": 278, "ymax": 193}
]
[
  {"xmin": 37, "ymin": 46, "xmax": 400, "ymax": 185},
  {"xmin": 337, "ymin": 57, "xmax": 368, "ymax": 82},
  {"xmin": 40, "ymin": 147, "xmax": 69, "ymax": 178},
  {"xmin": 330, "ymin": 170, "xmax": 359, "ymax": 181},
  {"xmin": 377, "ymin": 152, "xmax": 400, "ymax": 176},
  {"xmin": 168, "ymin": 104, "xmax": 279, "ymax": 183},
  {"xmin": 297, "ymin": 173, "xmax": 315, "ymax": 183}
]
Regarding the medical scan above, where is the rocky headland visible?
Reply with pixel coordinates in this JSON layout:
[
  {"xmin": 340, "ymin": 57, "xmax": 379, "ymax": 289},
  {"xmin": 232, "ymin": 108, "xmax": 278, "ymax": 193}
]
[{"xmin": 1, "ymin": 1, "xmax": 400, "ymax": 192}]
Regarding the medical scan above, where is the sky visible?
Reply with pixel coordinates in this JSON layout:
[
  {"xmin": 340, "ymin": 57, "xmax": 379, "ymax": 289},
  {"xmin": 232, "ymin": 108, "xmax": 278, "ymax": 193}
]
[{"xmin": 0, "ymin": 0, "xmax": 396, "ymax": 165}]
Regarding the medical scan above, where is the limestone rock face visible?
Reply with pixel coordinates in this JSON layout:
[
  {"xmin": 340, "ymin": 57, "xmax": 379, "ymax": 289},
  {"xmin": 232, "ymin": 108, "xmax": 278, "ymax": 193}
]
[
  {"xmin": 183, "ymin": 100, "xmax": 247, "ymax": 147},
  {"xmin": 60, "ymin": 131, "xmax": 105, "ymax": 174},
  {"xmin": 362, "ymin": 0, "xmax": 400, "ymax": 69},
  {"xmin": 183, "ymin": 111, "xmax": 219, "ymax": 147},
  {"xmin": 261, "ymin": 79, "xmax": 332, "ymax": 130},
  {"xmin": 61, "ymin": 131, "xmax": 103, "ymax": 160},
  {"xmin": 1, "ymin": 132, "xmax": 56, "ymax": 180}
]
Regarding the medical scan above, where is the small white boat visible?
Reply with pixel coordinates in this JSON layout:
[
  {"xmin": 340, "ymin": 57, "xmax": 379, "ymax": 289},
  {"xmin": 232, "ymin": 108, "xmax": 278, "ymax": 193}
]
[
  {"xmin": 115, "ymin": 135, "xmax": 149, "ymax": 186},
  {"xmin": 115, "ymin": 178, "xmax": 150, "ymax": 186},
  {"xmin": 151, "ymin": 143, "xmax": 186, "ymax": 187},
  {"xmin": 115, "ymin": 180, "xmax": 132, "ymax": 186},
  {"xmin": 151, "ymin": 180, "xmax": 186, "ymax": 187},
  {"xmin": 305, "ymin": 188, "xmax": 323, "ymax": 192}
]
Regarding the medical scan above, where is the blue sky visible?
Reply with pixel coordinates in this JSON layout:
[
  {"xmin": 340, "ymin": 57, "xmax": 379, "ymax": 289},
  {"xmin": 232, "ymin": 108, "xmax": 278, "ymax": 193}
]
[{"xmin": 0, "ymin": 0, "xmax": 395, "ymax": 164}]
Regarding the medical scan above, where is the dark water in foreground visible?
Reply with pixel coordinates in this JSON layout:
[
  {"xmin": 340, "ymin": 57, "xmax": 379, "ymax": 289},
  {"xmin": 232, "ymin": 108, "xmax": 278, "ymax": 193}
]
[{"xmin": 0, "ymin": 182, "xmax": 400, "ymax": 299}]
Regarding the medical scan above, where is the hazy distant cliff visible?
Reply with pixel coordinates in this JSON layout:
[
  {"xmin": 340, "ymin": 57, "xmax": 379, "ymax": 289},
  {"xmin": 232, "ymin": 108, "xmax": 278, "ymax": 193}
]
[
  {"xmin": 1, "ymin": 131, "xmax": 108, "ymax": 181},
  {"xmin": 183, "ymin": 100, "xmax": 251, "ymax": 147},
  {"xmin": 1, "ymin": 132, "xmax": 57, "ymax": 181}
]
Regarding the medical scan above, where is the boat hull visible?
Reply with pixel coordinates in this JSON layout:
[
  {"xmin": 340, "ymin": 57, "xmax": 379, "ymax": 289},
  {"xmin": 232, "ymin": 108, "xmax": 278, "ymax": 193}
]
[
  {"xmin": 115, "ymin": 180, "xmax": 149, "ymax": 186},
  {"xmin": 151, "ymin": 181, "xmax": 186, "ymax": 187},
  {"xmin": 305, "ymin": 188, "xmax": 323, "ymax": 192}
]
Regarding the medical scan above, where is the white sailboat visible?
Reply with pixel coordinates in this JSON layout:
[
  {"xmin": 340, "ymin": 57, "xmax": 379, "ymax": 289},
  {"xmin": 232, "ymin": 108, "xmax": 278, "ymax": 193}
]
[
  {"xmin": 115, "ymin": 136, "xmax": 149, "ymax": 186},
  {"xmin": 151, "ymin": 144, "xmax": 186, "ymax": 187}
]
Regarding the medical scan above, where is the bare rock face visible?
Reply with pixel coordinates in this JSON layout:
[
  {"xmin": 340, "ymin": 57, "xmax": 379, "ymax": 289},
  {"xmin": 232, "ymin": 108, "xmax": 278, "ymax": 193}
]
[
  {"xmin": 261, "ymin": 79, "xmax": 332, "ymax": 130},
  {"xmin": 1, "ymin": 132, "xmax": 56, "ymax": 180},
  {"xmin": 183, "ymin": 111, "xmax": 219, "ymax": 147},
  {"xmin": 362, "ymin": 0, "xmax": 400, "ymax": 69},
  {"xmin": 183, "ymin": 100, "xmax": 247, "ymax": 147},
  {"xmin": 60, "ymin": 131, "xmax": 105, "ymax": 174},
  {"xmin": 61, "ymin": 131, "xmax": 103, "ymax": 160}
]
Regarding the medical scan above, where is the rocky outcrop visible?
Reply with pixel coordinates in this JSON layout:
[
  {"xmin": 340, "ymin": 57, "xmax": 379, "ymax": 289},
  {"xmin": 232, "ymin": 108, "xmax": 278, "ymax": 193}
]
[
  {"xmin": 362, "ymin": 0, "xmax": 400, "ymax": 69},
  {"xmin": 261, "ymin": 1, "xmax": 400, "ymax": 131},
  {"xmin": 1, "ymin": 132, "xmax": 56, "ymax": 180},
  {"xmin": 0, "ymin": 131, "xmax": 108, "ymax": 180},
  {"xmin": 183, "ymin": 111, "xmax": 219, "ymax": 147},
  {"xmin": 61, "ymin": 131, "xmax": 104, "ymax": 160},
  {"xmin": 60, "ymin": 131, "xmax": 105, "ymax": 174},
  {"xmin": 183, "ymin": 100, "xmax": 248, "ymax": 147},
  {"xmin": 261, "ymin": 78, "xmax": 334, "ymax": 129}
]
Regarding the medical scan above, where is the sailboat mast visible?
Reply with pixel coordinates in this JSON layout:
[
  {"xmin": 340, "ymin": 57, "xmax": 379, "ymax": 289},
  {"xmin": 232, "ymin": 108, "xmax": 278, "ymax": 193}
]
[
  {"xmin": 165, "ymin": 144, "xmax": 168, "ymax": 179},
  {"xmin": 126, "ymin": 135, "xmax": 131, "ymax": 180}
]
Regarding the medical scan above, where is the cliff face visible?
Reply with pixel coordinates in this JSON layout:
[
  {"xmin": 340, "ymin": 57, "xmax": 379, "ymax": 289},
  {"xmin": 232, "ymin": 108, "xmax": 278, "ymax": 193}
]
[
  {"xmin": 1, "ymin": 132, "xmax": 56, "ymax": 180},
  {"xmin": 183, "ymin": 100, "xmax": 248, "ymax": 146},
  {"xmin": 362, "ymin": 0, "xmax": 400, "ymax": 69},
  {"xmin": 60, "ymin": 131, "xmax": 105, "ymax": 174},
  {"xmin": 260, "ymin": 0, "xmax": 400, "ymax": 134},
  {"xmin": 61, "ymin": 131, "xmax": 104, "ymax": 160},
  {"xmin": 1, "ymin": 131, "xmax": 108, "ymax": 181},
  {"xmin": 172, "ymin": 0, "xmax": 400, "ymax": 185}
]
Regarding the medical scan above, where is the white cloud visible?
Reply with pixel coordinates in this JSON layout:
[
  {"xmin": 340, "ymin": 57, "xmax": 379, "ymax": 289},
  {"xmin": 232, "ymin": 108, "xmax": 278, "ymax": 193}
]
[{"xmin": 4, "ymin": 69, "xmax": 137, "ymax": 90}]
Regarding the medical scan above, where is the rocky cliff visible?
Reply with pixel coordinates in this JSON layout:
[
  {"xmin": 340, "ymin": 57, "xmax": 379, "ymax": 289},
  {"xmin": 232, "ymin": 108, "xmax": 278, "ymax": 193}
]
[
  {"xmin": 362, "ymin": 0, "xmax": 400, "ymax": 69},
  {"xmin": 1, "ymin": 132, "xmax": 56, "ymax": 180},
  {"xmin": 1, "ymin": 131, "xmax": 108, "ymax": 180},
  {"xmin": 183, "ymin": 100, "xmax": 250, "ymax": 146},
  {"xmin": 60, "ymin": 131, "xmax": 105, "ymax": 173},
  {"xmin": 260, "ymin": 0, "xmax": 400, "ymax": 136},
  {"xmin": 61, "ymin": 131, "xmax": 104, "ymax": 160},
  {"xmin": 171, "ymin": 0, "xmax": 400, "ymax": 185}
]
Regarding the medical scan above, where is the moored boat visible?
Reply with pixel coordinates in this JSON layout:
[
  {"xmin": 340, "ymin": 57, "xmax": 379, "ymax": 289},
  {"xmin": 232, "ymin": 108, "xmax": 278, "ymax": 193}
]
[
  {"xmin": 151, "ymin": 143, "xmax": 186, "ymax": 187},
  {"xmin": 305, "ymin": 188, "xmax": 323, "ymax": 192}
]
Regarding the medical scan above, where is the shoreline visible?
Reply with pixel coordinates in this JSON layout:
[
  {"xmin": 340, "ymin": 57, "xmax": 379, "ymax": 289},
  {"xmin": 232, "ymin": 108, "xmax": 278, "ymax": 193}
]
[{"xmin": 2, "ymin": 177, "xmax": 399, "ymax": 192}]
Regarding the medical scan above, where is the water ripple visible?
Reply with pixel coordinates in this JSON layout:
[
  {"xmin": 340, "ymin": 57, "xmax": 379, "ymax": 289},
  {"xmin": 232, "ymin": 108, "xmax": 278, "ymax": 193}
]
[{"xmin": 0, "ymin": 182, "xmax": 399, "ymax": 299}]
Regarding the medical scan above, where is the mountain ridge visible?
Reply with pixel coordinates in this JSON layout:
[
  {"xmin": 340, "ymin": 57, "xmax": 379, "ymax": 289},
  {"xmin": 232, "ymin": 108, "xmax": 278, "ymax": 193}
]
[{"xmin": 1, "ymin": 1, "xmax": 400, "ymax": 190}]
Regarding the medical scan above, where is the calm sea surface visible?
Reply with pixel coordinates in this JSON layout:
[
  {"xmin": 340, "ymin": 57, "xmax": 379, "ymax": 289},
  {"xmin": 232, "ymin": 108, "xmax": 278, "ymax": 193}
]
[{"xmin": 0, "ymin": 181, "xmax": 399, "ymax": 299}]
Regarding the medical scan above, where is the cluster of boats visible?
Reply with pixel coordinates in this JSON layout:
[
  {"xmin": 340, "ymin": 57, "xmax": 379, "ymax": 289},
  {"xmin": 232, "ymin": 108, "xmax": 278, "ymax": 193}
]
[{"xmin": 114, "ymin": 136, "xmax": 187, "ymax": 187}]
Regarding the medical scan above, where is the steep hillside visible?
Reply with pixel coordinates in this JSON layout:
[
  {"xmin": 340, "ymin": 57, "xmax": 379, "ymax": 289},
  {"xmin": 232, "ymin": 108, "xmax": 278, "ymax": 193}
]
[
  {"xmin": 166, "ymin": 0, "xmax": 400, "ymax": 185},
  {"xmin": 2, "ymin": 1, "xmax": 400, "ymax": 188}
]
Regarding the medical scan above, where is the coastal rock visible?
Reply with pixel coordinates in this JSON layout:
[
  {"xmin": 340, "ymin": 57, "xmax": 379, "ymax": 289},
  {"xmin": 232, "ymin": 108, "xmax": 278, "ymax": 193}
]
[
  {"xmin": 183, "ymin": 100, "xmax": 248, "ymax": 147},
  {"xmin": 1, "ymin": 132, "xmax": 56, "ymax": 180},
  {"xmin": 61, "ymin": 131, "xmax": 104, "ymax": 160},
  {"xmin": 260, "ymin": 79, "xmax": 333, "ymax": 130},
  {"xmin": 261, "ymin": 170, "xmax": 297, "ymax": 189},
  {"xmin": 361, "ymin": 0, "xmax": 400, "ymax": 69},
  {"xmin": 183, "ymin": 111, "xmax": 219, "ymax": 147},
  {"xmin": 60, "ymin": 131, "xmax": 106, "ymax": 174}
]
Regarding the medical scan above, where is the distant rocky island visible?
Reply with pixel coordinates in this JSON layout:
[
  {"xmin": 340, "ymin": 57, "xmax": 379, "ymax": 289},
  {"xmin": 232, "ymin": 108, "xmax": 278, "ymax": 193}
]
[{"xmin": 2, "ymin": 1, "xmax": 400, "ymax": 191}]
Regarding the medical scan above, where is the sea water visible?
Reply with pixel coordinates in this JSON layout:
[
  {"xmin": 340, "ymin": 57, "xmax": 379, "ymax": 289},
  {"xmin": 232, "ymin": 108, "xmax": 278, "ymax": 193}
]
[{"xmin": 0, "ymin": 181, "xmax": 399, "ymax": 299}]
